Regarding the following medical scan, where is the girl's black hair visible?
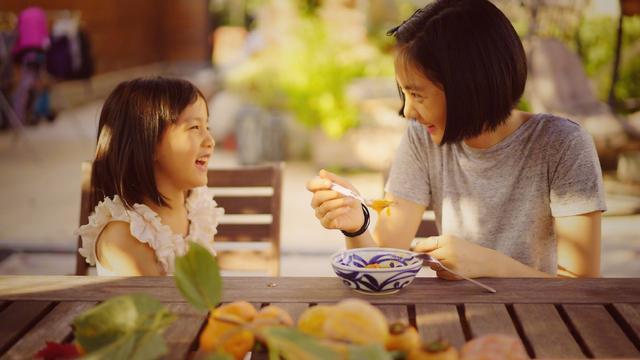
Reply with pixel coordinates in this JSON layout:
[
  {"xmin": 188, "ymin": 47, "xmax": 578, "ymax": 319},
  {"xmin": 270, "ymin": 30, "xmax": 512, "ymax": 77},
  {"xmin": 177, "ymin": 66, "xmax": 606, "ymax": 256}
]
[
  {"xmin": 90, "ymin": 76, "xmax": 207, "ymax": 210},
  {"xmin": 388, "ymin": 0, "xmax": 527, "ymax": 144}
]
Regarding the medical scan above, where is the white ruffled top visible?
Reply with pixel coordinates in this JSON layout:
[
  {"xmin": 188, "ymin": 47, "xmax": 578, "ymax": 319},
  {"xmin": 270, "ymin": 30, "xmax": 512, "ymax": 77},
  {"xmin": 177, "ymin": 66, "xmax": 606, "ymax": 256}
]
[{"xmin": 76, "ymin": 186, "xmax": 224, "ymax": 275}]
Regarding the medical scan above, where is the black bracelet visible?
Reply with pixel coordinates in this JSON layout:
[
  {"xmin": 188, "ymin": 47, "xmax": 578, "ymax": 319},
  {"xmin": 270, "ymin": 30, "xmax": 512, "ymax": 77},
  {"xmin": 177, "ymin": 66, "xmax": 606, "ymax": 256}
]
[{"xmin": 341, "ymin": 204, "xmax": 370, "ymax": 237}]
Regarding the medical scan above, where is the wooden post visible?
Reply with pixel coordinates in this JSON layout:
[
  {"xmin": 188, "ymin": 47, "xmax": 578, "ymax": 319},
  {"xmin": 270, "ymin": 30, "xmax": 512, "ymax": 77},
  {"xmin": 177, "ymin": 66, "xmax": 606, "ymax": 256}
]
[{"xmin": 608, "ymin": 5, "xmax": 624, "ymax": 110}]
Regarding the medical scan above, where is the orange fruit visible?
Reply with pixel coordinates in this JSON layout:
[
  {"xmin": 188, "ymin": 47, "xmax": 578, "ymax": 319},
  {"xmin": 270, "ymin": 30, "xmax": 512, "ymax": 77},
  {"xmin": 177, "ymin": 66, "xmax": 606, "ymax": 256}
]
[
  {"xmin": 252, "ymin": 305, "xmax": 294, "ymax": 329},
  {"xmin": 408, "ymin": 339, "xmax": 459, "ymax": 360},
  {"xmin": 386, "ymin": 322, "xmax": 421, "ymax": 352},
  {"xmin": 199, "ymin": 301, "xmax": 258, "ymax": 359}
]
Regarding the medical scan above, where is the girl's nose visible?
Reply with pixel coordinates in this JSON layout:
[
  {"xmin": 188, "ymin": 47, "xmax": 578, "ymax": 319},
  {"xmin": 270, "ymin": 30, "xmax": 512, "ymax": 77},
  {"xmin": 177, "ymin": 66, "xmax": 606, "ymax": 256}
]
[
  {"xmin": 204, "ymin": 130, "xmax": 215, "ymax": 148},
  {"xmin": 403, "ymin": 100, "xmax": 416, "ymax": 119}
]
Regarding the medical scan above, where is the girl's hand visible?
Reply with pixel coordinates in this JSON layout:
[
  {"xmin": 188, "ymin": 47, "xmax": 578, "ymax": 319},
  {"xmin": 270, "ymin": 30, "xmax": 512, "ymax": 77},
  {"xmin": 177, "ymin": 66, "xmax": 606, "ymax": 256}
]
[
  {"xmin": 412, "ymin": 235, "xmax": 497, "ymax": 280},
  {"xmin": 306, "ymin": 169, "xmax": 364, "ymax": 232}
]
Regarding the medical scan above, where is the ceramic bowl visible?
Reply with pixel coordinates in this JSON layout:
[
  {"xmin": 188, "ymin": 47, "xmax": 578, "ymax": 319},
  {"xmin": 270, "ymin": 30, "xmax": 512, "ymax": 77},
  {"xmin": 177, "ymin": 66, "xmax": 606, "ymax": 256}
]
[{"xmin": 331, "ymin": 247, "xmax": 422, "ymax": 295}]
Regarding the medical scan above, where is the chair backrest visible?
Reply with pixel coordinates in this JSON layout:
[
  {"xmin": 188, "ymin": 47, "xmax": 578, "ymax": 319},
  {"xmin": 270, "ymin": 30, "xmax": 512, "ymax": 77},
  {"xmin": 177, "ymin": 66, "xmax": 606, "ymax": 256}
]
[
  {"xmin": 415, "ymin": 212, "xmax": 438, "ymax": 238},
  {"xmin": 207, "ymin": 163, "xmax": 283, "ymax": 276},
  {"xmin": 75, "ymin": 161, "xmax": 93, "ymax": 276},
  {"xmin": 75, "ymin": 162, "xmax": 283, "ymax": 276}
]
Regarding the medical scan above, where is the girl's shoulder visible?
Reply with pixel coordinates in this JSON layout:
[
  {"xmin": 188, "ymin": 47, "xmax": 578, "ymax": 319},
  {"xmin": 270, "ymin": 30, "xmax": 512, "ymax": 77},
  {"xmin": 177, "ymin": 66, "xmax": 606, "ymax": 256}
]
[
  {"xmin": 185, "ymin": 187, "xmax": 225, "ymax": 253},
  {"xmin": 76, "ymin": 195, "xmax": 168, "ymax": 267},
  {"xmin": 529, "ymin": 113, "xmax": 586, "ymax": 138}
]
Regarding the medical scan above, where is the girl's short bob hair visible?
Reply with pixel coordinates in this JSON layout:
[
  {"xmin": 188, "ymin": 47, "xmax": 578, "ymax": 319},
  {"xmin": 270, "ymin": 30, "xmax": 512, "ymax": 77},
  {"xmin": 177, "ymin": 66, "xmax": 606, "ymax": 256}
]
[
  {"xmin": 91, "ymin": 76, "xmax": 207, "ymax": 209},
  {"xmin": 388, "ymin": 0, "xmax": 527, "ymax": 144}
]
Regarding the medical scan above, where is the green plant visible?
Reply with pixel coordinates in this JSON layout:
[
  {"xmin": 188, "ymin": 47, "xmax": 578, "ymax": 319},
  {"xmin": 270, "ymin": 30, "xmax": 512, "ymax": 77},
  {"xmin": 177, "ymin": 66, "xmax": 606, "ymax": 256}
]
[
  {"xmin": 227, "ymin": 12, "xmax": 393, "ymax": 139},
  {"xmin": 574, "ymin": 16, "xmax": 640, "ymax": 109}
]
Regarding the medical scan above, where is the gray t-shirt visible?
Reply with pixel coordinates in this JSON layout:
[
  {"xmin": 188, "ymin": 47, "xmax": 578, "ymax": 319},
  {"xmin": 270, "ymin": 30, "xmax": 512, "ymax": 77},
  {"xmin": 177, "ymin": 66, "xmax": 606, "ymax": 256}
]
[{"xmin": 385, "ymin": 114, "xmax": 606, "ymax": 274}]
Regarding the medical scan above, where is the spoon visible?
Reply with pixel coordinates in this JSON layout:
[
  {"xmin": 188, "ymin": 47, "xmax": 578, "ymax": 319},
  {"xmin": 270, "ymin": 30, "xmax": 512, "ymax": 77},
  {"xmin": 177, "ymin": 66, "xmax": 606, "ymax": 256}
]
[
  {"xmin": 413, "ymin": 252, "xmax": 497, "ymax": 293},
  {"xmin": 330, "ymin": 183, "xmax": 394, "ymax": 213}
]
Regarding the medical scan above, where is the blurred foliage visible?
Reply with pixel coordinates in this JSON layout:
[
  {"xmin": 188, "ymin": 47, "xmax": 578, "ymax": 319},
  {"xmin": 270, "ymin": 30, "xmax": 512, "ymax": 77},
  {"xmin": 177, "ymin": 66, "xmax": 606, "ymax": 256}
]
[
  {"xmin": 508, "ymin": 2, "xmax": 640, "ymax": 111},
  {"xmin": 222, "ymin": 0, "xmax": 640, "ymax": 141},
  {"xmin": 227, "ymin": 10, "xmax": 393, "ymax": 139},
  {"xmin": 576, "ymin": 16, "xmax": 640, "ymax": 109}
]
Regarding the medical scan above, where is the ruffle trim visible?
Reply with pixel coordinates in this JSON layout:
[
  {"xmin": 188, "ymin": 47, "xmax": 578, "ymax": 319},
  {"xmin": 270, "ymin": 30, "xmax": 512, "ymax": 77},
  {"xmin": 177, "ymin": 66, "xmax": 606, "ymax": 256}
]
[{"xmin": 76, "ymin": 186, "xmax": 224, "ymax": 275}]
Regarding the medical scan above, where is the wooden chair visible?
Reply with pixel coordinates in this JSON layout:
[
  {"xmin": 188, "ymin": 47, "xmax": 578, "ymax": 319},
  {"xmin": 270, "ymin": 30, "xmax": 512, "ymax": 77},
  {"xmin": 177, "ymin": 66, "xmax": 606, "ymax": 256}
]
[
  {"xmin": 416, "ymin": 211, "xmax": 438, "ymax": 238},
  {"xmin": 75, "ymin": 162, "xmax": 283, "ymax": 276},
  {"xmin": 207, "ymin": 163, "xmax": 283, "ymax": 276},
  {"xmin": 75, "ymin": 162, "xmax": 92, "ymax": 276}
]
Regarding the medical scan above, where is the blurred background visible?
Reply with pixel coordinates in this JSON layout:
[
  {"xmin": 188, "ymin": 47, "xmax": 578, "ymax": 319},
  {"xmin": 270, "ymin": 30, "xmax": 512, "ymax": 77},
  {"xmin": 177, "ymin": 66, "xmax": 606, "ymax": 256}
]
[{"xmin": 0, "ymin": 0, "xmax": 638, "ymax": 277}]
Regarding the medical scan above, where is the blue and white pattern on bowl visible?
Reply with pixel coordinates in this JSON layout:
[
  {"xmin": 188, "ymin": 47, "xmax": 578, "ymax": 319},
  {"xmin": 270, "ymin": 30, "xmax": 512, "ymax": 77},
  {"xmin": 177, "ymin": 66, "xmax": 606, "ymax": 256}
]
[{"xmin": 331, "ymin": 248, "xmax": 423, "ymax": 295}]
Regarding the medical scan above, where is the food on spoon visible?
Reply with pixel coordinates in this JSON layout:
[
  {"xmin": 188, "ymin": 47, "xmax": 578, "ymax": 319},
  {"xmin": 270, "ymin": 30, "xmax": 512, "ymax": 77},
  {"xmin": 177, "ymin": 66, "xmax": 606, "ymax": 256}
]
[
  {"xmin": 297, "ymin": 305, "xmax": 335, "ymax": 337},
  {"xmin": 370, "ymin": 199, "xmax": 393, "ymax": 216},
  {"xmin": 323, "ymin": 298, "xmax": 389, "ymax": 345},
  {"xmin": 199, "ymin": 301, "xmax": 258, "ymax": 359},
  {"xmin": 385, "ymin": 322, "xmax": 421, "ymax": 352},
  {"xmin": 408, "ymin": 339, "xmax": 459, "ymax": 360}
]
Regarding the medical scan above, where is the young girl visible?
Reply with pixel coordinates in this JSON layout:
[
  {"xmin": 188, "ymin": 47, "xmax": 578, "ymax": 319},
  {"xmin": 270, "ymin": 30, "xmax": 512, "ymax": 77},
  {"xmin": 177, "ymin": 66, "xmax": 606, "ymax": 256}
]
[
  {"xmin": 307, "ymin": 0, "xmax": 606, "ymax": 279},
  {"xmin": 77, "ymin": 77, "xmax": 224, "ymax": 276}
]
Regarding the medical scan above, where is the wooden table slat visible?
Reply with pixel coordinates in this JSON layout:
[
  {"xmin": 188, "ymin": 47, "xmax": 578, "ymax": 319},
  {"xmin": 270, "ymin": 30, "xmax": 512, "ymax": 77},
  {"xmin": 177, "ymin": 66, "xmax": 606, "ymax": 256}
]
[
  {"xmin": 2, "ymin": 276, "xmax": 640, "ymax": 304},
  {"xmin": 563, "ymin": 304, "xmax": 640, "ymax": 357},
  {"xmin": 415, "ymin": 304, "xmax": 466, "ymax": 350},
  {"xmin": 613, "ymin": 303, "xmax": 640, "ymax": 345},
  {"xmin": 0, "ymin": 301, "xmax": 53, "ymax": 355},
  {"xmin": 513, "ymin": 304, "xmax": 585, "ymax": 358},
  {"xmin": 4, "ymin": 301, "xmax": 96, "ymax": 359},
  {"xmin": 377, "ymin": 305, "xmax": 410, "ymax": 325},
  {"xmin": 464, "ymin": 304, "xmax": 519, "ymax": 338},
  {"xmin": 1, "ymin": 277, "xmax": 639, "ymax": 359},
  {"xmin": 162, "ymin": 303, "xmax": 208, "ymax": 360}
]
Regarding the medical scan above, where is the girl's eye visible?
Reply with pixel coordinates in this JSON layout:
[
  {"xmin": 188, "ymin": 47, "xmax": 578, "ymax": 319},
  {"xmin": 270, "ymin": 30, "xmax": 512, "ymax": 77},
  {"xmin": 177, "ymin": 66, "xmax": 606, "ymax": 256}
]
[{"xmin": 190, "ymin": 125, "xmax": 200, "ymax": 130}]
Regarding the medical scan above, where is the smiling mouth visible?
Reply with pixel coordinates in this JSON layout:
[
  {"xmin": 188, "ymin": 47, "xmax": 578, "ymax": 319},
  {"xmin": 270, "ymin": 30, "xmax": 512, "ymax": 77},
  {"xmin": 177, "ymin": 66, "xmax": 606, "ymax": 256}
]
[{"xmin": 195, "ymin": 155, "xmax": 210, "ymax": 168}]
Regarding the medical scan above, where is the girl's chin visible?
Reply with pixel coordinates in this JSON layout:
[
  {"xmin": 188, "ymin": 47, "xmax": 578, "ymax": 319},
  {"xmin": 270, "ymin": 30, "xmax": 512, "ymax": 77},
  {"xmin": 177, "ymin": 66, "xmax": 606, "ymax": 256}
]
[{"xmin": 428, "ymin": 131, "xmax": 443, "ymax": 145}]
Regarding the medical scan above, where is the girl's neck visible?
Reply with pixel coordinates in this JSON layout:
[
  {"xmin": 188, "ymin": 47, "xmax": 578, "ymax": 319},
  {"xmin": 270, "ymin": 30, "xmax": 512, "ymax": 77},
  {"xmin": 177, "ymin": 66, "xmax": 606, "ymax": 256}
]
[
  {"xmin": 463, "ymin": 110, "xmax": 531, "ymax": 149},
  {"xmin": 145, "ymin": 181, "xmax": 190, "ymax": 237},
  {"xmin": 146, "ymin": 180, "xmax": 187, "ymax": 216}
]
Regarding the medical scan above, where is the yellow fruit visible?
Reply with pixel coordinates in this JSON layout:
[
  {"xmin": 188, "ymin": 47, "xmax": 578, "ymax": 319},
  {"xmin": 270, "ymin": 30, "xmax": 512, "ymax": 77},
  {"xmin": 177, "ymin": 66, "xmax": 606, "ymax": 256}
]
[
  {"xmin": 323, "ymin": 298, "xmax": 389, "ymax": 345},
  {"xmin": 199, "ymin": 301, "xmax": 258, "ymax": 359},
  {"xmin": 385, "ymin": 322, "xmax": 421, "ymax": 352},
  {"xmin": 297, "ymin": 305, "xmax": 335, "ymax": 337},
  {"xmin": 408, "ymin": 339, "xmax": 459, "ymax": 360},
  {"xmin": 213, "ymin": 301, "xmax": 258, "ymax": 323},
  {"xmin": 252, "ymin": 305, "xmax": 294, "ymax": 329}
]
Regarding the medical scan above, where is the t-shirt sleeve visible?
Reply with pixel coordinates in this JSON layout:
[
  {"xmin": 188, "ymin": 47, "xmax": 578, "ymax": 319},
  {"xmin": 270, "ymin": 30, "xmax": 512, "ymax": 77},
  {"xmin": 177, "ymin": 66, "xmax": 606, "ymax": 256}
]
[
  {"xmin": 384, "ymin": 121, "xmax": 431, "ymax": 207},
  {"xmin": 550, "ymin": 127, "xmax": 607, "ymax": 217}
]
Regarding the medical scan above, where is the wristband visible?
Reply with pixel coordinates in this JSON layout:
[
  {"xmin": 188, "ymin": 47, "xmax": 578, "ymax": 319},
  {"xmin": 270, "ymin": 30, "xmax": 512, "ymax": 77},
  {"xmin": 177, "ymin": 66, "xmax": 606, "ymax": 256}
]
[{"xmin": 341, "ymin": 204, "xmax": 370, "ymax": 237}]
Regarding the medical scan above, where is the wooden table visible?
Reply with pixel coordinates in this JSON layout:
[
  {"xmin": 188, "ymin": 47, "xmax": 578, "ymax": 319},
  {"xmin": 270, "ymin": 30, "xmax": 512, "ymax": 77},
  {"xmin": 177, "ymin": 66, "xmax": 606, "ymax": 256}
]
[{"xmin": 0, "ymin": 276, "xmax": 639, "ymax": 359}]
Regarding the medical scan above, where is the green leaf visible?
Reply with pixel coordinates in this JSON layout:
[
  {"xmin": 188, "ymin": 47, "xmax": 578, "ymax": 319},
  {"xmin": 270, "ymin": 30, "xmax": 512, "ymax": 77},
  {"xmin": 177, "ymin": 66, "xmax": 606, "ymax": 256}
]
[
  {"xmin": 73, "ymin": 293, "xmax": 175, "ymax": 359},
  {"xmin": 348, "ymin": 344, "xmax": 393, "ymax": 360},
  {"xmin": 174, "ymin": 242, "xmax": 223, "ymax": 311},
  {"xmin": 259, "ymin": 327, "xmax": 342, "ymax": 360},
  {"xmin": 80, "ymin": 331, "xmax": 167, "ymax": 360}
]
